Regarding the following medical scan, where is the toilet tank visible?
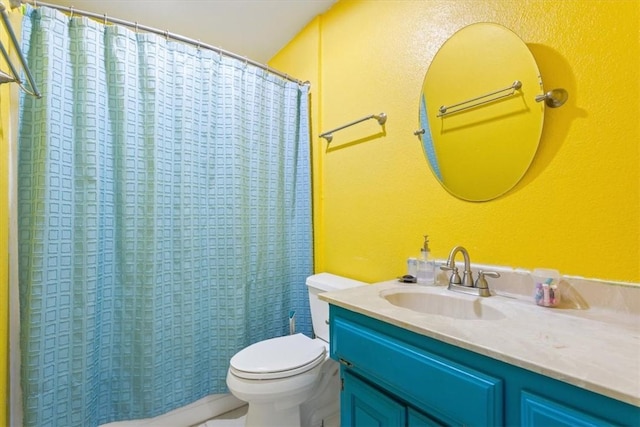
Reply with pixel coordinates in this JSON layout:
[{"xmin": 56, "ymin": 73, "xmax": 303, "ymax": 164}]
[{"xmin": 306, "ymin": 273, "xmax": 366, "ymax": 342}]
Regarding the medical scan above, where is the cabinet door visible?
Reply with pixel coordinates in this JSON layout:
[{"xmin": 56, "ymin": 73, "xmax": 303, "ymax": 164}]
[
  {"xmin": 408, "ymin": 408, "xmax": 445, "ymax": 427},
  {"xmin": 521, "ymin": 391, "xmax": 615, "ymax": 427},
  {"xmin": 342, "ymin": 369, "xmax": 406, "ymax": 427}
]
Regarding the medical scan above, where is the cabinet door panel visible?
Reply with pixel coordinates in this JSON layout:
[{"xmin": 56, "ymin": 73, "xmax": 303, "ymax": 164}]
[
  {"xmin": 521, "ymin": 391, "xmax": 615, "ymax": 427},
  {"xmin": 408, "ymin": 408, "xmax": 445, "ymax": 427},
  {"xmin": 342, "ymin": 370, "xmax": 406, "ymax": 427}
]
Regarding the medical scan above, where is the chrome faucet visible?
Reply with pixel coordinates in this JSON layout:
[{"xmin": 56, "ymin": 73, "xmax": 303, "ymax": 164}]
[
  {"xmin": 441, "ymin": 245, "xmax": 474, "ymax": 286},
  {"xmin": 440, "ymin": 245, "xmax": 500, "ymax": 297}
]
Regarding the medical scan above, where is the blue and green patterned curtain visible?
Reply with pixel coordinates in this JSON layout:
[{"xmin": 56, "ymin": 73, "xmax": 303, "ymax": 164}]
[{"xmin": 18, "ymin": 6, "xmax": 312, "ymax": 426}]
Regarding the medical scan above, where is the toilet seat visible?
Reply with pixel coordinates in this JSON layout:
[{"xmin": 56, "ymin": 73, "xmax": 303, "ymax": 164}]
[{"xmin": 230, "ymin": 333, "xmax": 326, "ymax": 380}]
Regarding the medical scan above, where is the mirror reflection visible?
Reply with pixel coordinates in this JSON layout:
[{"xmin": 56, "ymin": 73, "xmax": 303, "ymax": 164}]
[{"xmin": 419, "ymin": 23, "xmax": 545, "ymax": 201}]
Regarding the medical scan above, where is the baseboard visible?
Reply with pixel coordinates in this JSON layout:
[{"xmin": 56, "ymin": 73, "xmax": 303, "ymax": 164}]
[{"xmin": 100, "ymin": 394, "xmax": 246, "ymax": 427}]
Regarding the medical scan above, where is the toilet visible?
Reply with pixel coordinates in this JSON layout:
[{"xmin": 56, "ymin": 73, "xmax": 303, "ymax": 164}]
[{"xmin": 226, "ymin": 273, "xmax": 365, "ymax": 427}]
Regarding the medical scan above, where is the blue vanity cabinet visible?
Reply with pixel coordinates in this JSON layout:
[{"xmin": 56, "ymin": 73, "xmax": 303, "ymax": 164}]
[
  {"xmin": 407, "ymin": 408, "xmax": 442, "ymax": 427},
  {"xmin": 520, "ymin": 391, "xmax": 616, "ymax": 427},
  {"xmin": 342, "ymin": 370, "xmax": 407, "ymax": 426},
  {"xmin": 342, "ymin": 369, "xmax": 444, "ymax": 426},
  {"xmin": 332, "ymin": 307, "xmax": 503, "ymax": 426},
  {"xmin": 330, "ymin": 305, "xmax": 640, "ymax": 427}
]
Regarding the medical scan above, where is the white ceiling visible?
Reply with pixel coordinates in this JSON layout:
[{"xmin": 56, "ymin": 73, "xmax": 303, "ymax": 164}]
[{"xmin": 33, "ymin": 0, "xmax": 337, "ymax": 63}]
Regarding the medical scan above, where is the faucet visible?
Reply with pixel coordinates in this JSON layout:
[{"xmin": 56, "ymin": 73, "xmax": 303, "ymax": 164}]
[
  {"xmin": 440, "ymin": 245, "xmax": 500, "ymax": 297},
  {"xmin": 441, "ymin": 245, "xmax": 474, "ymax": 286}
]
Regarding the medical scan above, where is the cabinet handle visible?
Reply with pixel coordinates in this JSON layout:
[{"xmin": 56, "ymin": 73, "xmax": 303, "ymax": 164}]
[{"xmin": 338, "ymin": 358, "xmax": 354, "ymax": 368}]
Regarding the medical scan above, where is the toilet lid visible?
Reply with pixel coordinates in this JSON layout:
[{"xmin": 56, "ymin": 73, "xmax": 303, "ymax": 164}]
[{"xmin": 230, "ymin": 333, "xmax": 326, "ymax": 380}]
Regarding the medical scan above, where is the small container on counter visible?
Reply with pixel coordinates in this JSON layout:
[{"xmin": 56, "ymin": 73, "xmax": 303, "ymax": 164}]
[
  {"xmin": 407, "ymin": 257, "xmax": 418, "ymax": 278},
  {"xmin": 532, "ymin": 268, "xmax": 561, "ymax": 307},
  {"xmin": 416, "ymin": 235, "xmax": 436, "ymax": 286}
]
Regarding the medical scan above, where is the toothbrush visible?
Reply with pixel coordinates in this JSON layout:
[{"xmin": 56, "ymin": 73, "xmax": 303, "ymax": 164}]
[{"xmin": 289, "ymin": 310, "xmax": 296, "ymax": 335}]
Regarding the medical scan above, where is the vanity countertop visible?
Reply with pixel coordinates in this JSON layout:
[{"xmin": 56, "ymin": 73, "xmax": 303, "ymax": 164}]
[{"xmin": 320, "ymin": 280, "xmax": 640, "ymax": 407}]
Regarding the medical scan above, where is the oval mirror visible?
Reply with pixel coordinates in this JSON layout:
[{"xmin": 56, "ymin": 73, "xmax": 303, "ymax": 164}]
[{"xmin": 419, "ymin": 23, "xmax": 544, "ymax": 201}]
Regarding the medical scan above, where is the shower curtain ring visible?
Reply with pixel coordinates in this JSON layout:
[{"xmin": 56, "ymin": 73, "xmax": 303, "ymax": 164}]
[
  {"xmin": 164, "ymin": 30, "xmax": 169, "ymax": 40},
  {"xmin": 69, "ymin": 6, "xmax": 74, "ymax": 18},
  {"xmin": 103, "ymin": 13, "xmax": 107, "ymax": 25},
  {"xmin": 134, "ymin": 21, "xmax": 138, "ymax": 33}
]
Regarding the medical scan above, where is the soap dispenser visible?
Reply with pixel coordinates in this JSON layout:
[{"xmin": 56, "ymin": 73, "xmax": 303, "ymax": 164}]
[{"xmin": 417, "ymin": 235, "xmax": 435, "ymax": 285}]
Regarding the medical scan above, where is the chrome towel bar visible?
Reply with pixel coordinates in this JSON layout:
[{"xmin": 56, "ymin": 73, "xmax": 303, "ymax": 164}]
[
  {"xmin": 437, "ymin": 80, "xmax": 521, "ymax": 118},
  {"xmin": 319, "ymin": 112, "xmax": 387, "ymax": 143},
  {"xmin": 0, "ymin": 3, "xmax": 41, "ymax": 97}
]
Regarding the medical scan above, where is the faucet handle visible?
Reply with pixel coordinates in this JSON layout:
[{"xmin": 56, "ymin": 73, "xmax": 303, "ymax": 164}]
[
  {"xmin": 440, "ymin": 264, "xmax": 461, "ymax": 285},
  {"xmin": 475, "ymin": 270, "xmax": 500, "ymax": 290}
]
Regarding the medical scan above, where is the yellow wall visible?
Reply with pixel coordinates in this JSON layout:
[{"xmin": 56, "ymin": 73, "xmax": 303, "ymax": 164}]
[
  {"xmin": 270, "ymin": 0, "xmax": 640, "ymax": 284},
  {"xmin": 1, "ymin": 99, "xmax": 8, "ymax": 425},
  {"xmin": 0, "ymin": 16, "xmax": 12, "ymax": 422},
  {"xmin": 1, "ymin": 52, "xmax": 9, "ymax": 427},
  {"xmin": 1, "ymin": 7, "xmax": 22, "ymax": 423}
]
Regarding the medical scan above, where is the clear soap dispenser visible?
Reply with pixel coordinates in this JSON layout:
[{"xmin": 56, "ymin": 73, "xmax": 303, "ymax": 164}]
[{"xmin": 417, "ymin": 235, "xmax": 435, "ymax": 285}]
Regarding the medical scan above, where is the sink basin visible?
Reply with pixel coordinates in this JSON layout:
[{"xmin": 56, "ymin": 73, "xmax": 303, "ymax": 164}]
[{"xmin": 381, "ymin": 288, "xmax": 505, "ymax": 320}]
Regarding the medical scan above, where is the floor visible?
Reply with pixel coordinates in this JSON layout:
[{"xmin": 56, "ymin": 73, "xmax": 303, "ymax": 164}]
[
  {"xmin": 196, "ymin": 405, "xmax": 339, "ymax": 427},
  {"xmin": 196, "ymin": 405, "xmax": 248, "ymax": 427}
]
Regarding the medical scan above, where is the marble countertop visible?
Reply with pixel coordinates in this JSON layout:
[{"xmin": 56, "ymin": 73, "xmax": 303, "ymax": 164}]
[{"xmin": 320, "ymin": 280, "xmax": 640, "ymax": 407}]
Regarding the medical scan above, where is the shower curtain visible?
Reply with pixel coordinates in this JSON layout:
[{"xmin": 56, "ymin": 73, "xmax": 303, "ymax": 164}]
[{"xmin": 17, "ymin": 6, "xmax": 312, "ymax": 427}]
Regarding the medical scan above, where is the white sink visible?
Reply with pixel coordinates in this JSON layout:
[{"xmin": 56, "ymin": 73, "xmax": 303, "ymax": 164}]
[{"xmin": 380, "ymin": 288, "xmax": 505, "ymax": 320}]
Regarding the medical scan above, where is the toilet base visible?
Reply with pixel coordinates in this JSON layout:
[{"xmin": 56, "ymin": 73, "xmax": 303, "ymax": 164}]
[
  {"xmin": 227, "ymin": 363, "xmax": 322, "ymax": 427},
  {"xmin": 300, "ymin": 362, "xmax": 340, "ymax": 427},
  {"xmin": 244, "ymin": 401, "xmax": 301, "ymax": 427},
  {"xmin": 227, "ymin": 358, "xmax": 341, "ymax": 427}
]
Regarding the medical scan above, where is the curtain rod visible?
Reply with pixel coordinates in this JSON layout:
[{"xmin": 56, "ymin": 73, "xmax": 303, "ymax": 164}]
[{"xmin": 15, "ymin": 0, "xmax": 308, "ymax": 86}]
